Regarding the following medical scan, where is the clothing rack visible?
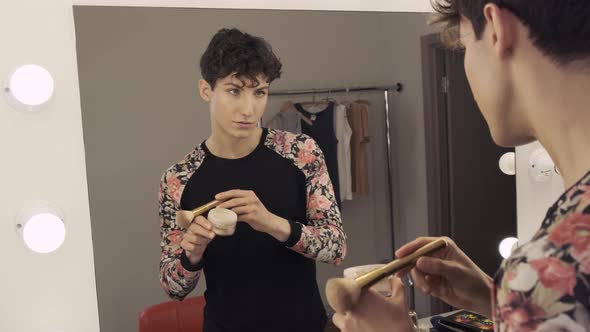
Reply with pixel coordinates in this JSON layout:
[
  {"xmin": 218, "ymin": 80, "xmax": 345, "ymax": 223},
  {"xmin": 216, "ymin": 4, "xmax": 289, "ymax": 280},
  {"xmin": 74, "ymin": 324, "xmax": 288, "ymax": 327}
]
[
  {"xmin": 269, "ymin": 83, "xmax": 403, "ymax": 257},
  {"xmin": 268, "ymin": 83, "xmax": 403, "ymax": 96}
]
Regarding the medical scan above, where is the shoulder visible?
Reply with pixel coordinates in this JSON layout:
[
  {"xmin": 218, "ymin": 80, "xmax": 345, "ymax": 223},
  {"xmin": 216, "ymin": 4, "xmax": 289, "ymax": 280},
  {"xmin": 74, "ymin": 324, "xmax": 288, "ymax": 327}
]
[
  {"xmin": 563, "ymin": 172, "xmax": 590, "ymax": 214},
  {"xmin": 160, "ymin": 145, "xmax": 206, "ymax": 186},
  {"xmin": 541, "ymin": 172, "xmax": 590, "ymax": 244},
  {"xmin": 494, "ymin": 172, "xmax": 590, "ymax": 330},
  {"xmin": 264, "ymin": 128, "xmax": 325, "ymax": 175},
  {"xmin": 265, "ymin": 128, "xmax": 320, "ymax": 155}
]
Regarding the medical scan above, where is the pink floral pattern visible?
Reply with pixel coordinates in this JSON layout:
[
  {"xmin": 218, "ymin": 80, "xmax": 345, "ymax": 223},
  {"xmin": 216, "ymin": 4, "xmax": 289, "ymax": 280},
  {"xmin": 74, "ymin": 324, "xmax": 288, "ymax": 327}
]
[
  {"xmin": 499, "ymin": 292, "xmax": 546, "ymax": 332},
  {"xmin": 493, "ymin": 172, "xmax": 590, "ymax": 332},
  {"xmin": 529, "ymin": 258, "xmax": 576, "ymax": 297},
  {"xmin": 159, "ymin": 129, "xmax": 347, "ymax": 300},
  {"xmin": 167, "ymin": 177, "xmax": 182, "ymax": 205},
  {"xmin": 159, "ymin": 147, "xmax": 206, "ymax": 300},
  {"xmin": 267, "ymin": 129, "xmax": 346, "ymax": 265}
]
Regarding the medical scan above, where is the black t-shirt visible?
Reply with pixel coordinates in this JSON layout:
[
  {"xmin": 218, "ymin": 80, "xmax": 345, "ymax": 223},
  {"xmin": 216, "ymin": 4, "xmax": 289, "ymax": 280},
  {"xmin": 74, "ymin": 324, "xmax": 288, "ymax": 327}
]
[{"xmin": 159, "ymin": 128, "xmax": 347, "ymax": 332}]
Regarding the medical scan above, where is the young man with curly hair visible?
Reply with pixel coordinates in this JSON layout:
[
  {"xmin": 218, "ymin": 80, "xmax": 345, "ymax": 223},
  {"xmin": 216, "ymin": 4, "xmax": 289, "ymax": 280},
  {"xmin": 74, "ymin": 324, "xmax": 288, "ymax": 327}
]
[
  {"xmin": 158, "ymin": 28, "xmax": 347, "ymax": 332},
  {"xmin": 332, "ymin": 0, "xmax": 590, "ymax": 331}
]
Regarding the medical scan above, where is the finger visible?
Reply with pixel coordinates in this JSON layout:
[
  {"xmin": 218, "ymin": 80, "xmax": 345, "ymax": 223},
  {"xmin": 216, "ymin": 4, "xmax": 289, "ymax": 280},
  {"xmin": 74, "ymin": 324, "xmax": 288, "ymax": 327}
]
[
  {"xmin": 193, "ymin": 215, "xmax": 213, "ymax": 231},
  {"xmin": 182, "ymin": 232, "xmax": 199, "ymax": 244},
  {"xmin": 181, "ymin": 235, "xmax": 210, "ymax": 252},
  {"xmin": 353, "ymin": 288, "xmax": 392, "ymax": 317},
  {"xmin": 395, "ymin": 266, "xmax": 414, "ymax": 278},
  {"xmin": 410, "ymin": 268, "xmax": 431, "ymax": 294},
  {"xmin": 217, "ymin": 197, "xmax": 252, "ymax": 209},
  {"xmin": 389, "ymin": 277, "xmax": 406, "ymax": 301},
  {"xmin": 194, "ymin": 235, "xmax": 211, "ymax": 246},
  {"xmin": 187, "ymin": 222, "xmax": 215, "ymax": 240},
  {"xmin": 395, "ymin": 236, "xmax": 440, "ymax": 258},
  {"xmin": 416, "ymin": 256, "xmax": 460, "ymax": 279},
  {"xmin": 188, "ymin": 231, "xmax": 213, "ymax": 244},
  {"xmin": 180, "ymin": 240, "xmax": 197, "ymax": 253},
  {"xmin": 215, "ymin": 189, "xmax": 246, "ymax": 201},
  {"xmin": 424, "ymin": 274, "xmax": 447, "ymax": 298}
]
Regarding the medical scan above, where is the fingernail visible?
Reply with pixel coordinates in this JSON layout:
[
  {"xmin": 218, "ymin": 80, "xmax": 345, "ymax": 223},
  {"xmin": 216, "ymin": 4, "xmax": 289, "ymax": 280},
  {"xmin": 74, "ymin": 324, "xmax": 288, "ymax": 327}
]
[{"xmin": 209, "ymin": 232, "xmax": 215, "ymax": 239}]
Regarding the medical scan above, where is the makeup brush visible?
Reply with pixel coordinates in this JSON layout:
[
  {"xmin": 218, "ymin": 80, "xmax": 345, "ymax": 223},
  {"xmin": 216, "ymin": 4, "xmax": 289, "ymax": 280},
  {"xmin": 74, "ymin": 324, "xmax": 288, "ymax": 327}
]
[
  {"xmin": 175, "ymin": 200, "xmax": 221, "ymax": 229},
  {"xmin": 326, "ymin": 238, "xmax": 448, "ymax": 313}
]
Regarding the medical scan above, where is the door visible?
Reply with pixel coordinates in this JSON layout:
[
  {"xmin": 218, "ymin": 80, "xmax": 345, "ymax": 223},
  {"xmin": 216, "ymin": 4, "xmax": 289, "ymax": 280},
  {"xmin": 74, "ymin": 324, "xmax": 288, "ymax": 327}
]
[{"xmin": 422, "ymin": 33, "xmax": 517, "ymax": 315}]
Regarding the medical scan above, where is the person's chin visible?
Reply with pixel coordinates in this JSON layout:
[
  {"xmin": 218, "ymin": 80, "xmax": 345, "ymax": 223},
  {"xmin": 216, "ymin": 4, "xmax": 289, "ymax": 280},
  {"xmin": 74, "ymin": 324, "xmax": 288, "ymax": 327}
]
[
  {"xmin": 491, "ymin": 129, "xmax": 535, "ymax": 148},
  {"xmin": 228, "ymin": 126, "xmax": 257, "ymax": 139}
]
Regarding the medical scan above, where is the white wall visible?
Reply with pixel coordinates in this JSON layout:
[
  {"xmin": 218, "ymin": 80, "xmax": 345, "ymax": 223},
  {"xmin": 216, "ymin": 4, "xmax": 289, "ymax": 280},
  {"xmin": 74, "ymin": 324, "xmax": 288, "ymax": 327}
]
[
  {"xmin": 515, "ymin": 142, "xmax": 564, "ymax": 243},
  {"xmin": 1, "ymin": 1, "xmax": 432, "ymax": 332},
  {"xmin": 0, "ymin": 2, "xmax": 100, "ymax": 332}
]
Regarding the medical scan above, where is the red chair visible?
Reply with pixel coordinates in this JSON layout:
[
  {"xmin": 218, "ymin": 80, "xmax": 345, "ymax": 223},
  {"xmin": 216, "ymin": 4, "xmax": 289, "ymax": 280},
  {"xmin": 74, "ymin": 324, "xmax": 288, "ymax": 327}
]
[{"xmin": 139, "ymin": 296, "xmax": 206, "ymax": 332}]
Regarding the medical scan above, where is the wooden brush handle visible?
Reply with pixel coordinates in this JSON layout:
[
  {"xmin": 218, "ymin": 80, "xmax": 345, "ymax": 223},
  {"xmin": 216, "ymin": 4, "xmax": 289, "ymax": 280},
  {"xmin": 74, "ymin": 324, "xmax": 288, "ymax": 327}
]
[
  {"xmin": 175, "ymin": 200, "xmax": 221, "ymax": 230},
  {"xmin": 191, "ymin": 200, "xmax": 220, "ymax": 216},
  {"xmin": 355, "ymin": 239, "xmax": 448, "ymax": 289}
]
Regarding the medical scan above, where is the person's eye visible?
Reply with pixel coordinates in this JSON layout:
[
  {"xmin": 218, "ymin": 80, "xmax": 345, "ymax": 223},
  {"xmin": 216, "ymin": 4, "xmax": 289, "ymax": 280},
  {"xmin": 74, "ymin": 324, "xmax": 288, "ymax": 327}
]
[
  {"xmin": 255, "ymin": 90, "xmax": 267, "ymax": 97},
  {"xmin": 228, "ymin": 88, "xmax": 240, "ymax": 96}
]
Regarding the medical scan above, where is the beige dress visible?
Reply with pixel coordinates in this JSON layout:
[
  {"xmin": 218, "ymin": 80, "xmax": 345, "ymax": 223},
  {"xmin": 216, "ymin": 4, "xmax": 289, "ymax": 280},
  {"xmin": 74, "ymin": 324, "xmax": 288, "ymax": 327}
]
[{"xmin": 347, "ymin": 102, "xmax": 370, "ymax": 195}]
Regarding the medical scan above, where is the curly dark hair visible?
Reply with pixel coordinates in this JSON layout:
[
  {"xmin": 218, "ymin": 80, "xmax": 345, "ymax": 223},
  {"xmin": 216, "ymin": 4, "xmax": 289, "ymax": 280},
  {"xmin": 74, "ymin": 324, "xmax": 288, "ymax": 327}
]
[
  {"xmin": 199, "ymin": 28, "xmax": 282, "ymax": 89},
  {"xmin": 430, "ymin": 0, "xmax": 590, "ymax": 66}
]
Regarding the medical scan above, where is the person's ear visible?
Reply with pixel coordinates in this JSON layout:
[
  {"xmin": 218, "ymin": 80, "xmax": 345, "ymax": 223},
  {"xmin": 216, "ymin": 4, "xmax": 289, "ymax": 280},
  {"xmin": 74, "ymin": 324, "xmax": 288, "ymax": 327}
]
[
  {"xmin": 483, "ymin": 3, "xmax": 518, "ymax": 60},
  {"xmin": 199, "ymin": 79, "xmax": 212, "ymax": 102}
]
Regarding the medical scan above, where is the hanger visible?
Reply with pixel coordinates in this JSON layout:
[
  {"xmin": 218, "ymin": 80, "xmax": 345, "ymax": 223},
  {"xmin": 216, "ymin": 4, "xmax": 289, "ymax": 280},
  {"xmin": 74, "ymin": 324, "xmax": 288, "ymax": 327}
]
[
  {"xmin": 299, "ymin": 90, "xmax": 328, "ymax": 108},
  {"xmin": 354, "ymin": 90, "xmax": 371, "ymax": 106},
  {"xmin": 320, "ymin": 89, "xmax": 336, "ymax": 103},
  {"xmin": 342, "ymin": 88, "xmax": 351, "ymax": 105},
  {"xmin": 264, "ymin": 100, "xmax": 313, "ymax": 127},
  {"xmin": 280, "ymin": 100, "xmax": 313, "ymax": 125}
]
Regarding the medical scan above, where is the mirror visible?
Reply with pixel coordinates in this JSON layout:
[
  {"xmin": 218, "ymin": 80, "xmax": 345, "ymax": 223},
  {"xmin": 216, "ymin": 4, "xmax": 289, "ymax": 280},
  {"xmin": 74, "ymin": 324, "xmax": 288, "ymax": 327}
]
[{"xmin": 73, "ymin": 6, "xmax": 515, "ymax": 331}]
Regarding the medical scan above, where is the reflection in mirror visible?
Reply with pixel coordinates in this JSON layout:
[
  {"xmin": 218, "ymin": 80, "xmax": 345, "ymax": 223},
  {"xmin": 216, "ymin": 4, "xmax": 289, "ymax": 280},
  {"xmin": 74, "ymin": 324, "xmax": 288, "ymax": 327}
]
[{"xmin": 73, "ymin": 7, "xmax": 514, "ymax": 332}]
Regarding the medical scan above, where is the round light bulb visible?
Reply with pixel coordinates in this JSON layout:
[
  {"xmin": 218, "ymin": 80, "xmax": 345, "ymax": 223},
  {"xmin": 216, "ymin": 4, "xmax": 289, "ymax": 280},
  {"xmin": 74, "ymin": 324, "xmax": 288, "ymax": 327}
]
[
  {"xmin": 529, "ymin": 148, "xmax": 555, "ymax": 182},
  {"xmin": 499, "ymin": 152, "xmax": 516, "ymax": 175},
  {"xmin": 499, "ymin": 237, "xmax": 519, "ymax": 259},
  {"xmin": 6, "ymin": 64, "xmax": 54, "ymax": 107},
  {"xmin": 21, "ymin": 212, "xmax": 66, "ymax": 253}
]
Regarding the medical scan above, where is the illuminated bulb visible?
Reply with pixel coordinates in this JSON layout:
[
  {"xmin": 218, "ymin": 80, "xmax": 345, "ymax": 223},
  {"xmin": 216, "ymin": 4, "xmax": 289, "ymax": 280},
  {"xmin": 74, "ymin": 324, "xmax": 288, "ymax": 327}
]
[
  {"xmin": 4, "ymin": 64, "xmax": 54, "ymax": 110},
  {"xmin": 499, "ymin": 237, "xmax": 519, "ymax": 259},
  {"xmin": 499, "ymin": 152, "xmax": 516, "ymax": 175},
  {"xmin": 16, "ymin": 201, "xmax": 66, "ymax": 253}
]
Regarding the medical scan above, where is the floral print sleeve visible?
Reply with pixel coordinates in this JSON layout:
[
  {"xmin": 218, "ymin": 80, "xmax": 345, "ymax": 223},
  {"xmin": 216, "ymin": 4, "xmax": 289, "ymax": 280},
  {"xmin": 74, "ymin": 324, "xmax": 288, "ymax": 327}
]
[
  {"xmin": 159, "ymin": 157, "xmax": 203, "ymax": 300},
  {"xmin": 492, "ymin": 171, "xmax": 590, "ymax": 332},
  {"xmin": 267, "ymin": 129, "xmax": 347, "ymax": 265}
]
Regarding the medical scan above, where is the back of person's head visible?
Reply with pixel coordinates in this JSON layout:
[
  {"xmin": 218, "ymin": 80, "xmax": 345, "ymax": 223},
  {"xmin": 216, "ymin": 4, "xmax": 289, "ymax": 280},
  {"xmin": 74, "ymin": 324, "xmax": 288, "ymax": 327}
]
[
  {"xmin": 431, "ymin": 0, "xmax": 590, "ymax": 67},
  {"xmin": 200, "ymin": 28, "xmax": 282, "ymax": 90}
]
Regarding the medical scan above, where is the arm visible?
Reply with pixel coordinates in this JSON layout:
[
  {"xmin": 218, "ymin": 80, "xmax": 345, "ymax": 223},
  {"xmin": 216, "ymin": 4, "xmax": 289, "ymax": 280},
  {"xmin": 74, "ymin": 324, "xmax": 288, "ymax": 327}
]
[
  {"xmin": 158, "ymin": 171, "xmax": 201, "ymax": 300},
  {"xmin": 287, "ymin": 137, "xmax": 347, "ymax": 265}
]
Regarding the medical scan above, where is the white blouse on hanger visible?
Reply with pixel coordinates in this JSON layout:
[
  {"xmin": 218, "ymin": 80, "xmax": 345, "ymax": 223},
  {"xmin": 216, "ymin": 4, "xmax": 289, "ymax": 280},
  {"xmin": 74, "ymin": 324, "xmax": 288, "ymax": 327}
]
[{"xmin": 335, "ymin": 103, "xmax": 353, "ymax": 201}]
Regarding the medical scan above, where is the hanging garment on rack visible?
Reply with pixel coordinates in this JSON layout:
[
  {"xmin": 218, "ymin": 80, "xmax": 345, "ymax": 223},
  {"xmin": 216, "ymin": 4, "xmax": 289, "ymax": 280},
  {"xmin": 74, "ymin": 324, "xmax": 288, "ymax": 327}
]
[
  {"xmin": 348, "ymin": 102, "xmax": 371, "ymax": 196},
  {"xmin": 295, "ymin": 101, "xmax": 342, "ymax": 208},
  {"xmin": 334, "ymin": 103, "xmax": 353, "ymax": 201},
  {"xmin": 265, "ymin": 108, "xmax": 302, "ymax": 133}
]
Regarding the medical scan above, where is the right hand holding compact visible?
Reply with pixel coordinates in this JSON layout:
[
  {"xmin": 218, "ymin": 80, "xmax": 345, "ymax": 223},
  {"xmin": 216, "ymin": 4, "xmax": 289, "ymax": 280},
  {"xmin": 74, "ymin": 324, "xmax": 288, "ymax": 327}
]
[
  {"xmin": 180, "ymin": 215, "xmax": 216, "ymax": 265},
  {"xmin": 395, "ymin": 236, "xmax": 494, "ymax": 317}
]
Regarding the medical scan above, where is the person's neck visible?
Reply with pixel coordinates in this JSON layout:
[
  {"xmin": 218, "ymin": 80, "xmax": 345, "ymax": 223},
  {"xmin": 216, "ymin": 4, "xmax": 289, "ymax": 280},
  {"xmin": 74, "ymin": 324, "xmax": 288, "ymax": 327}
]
[
  {"xmin": 206, "ymin": 127, "xmax": 263, "ymax": 159},
  {"xmin": 520, "ymin": 60, "xmax": 590, "ymax": 187}
]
